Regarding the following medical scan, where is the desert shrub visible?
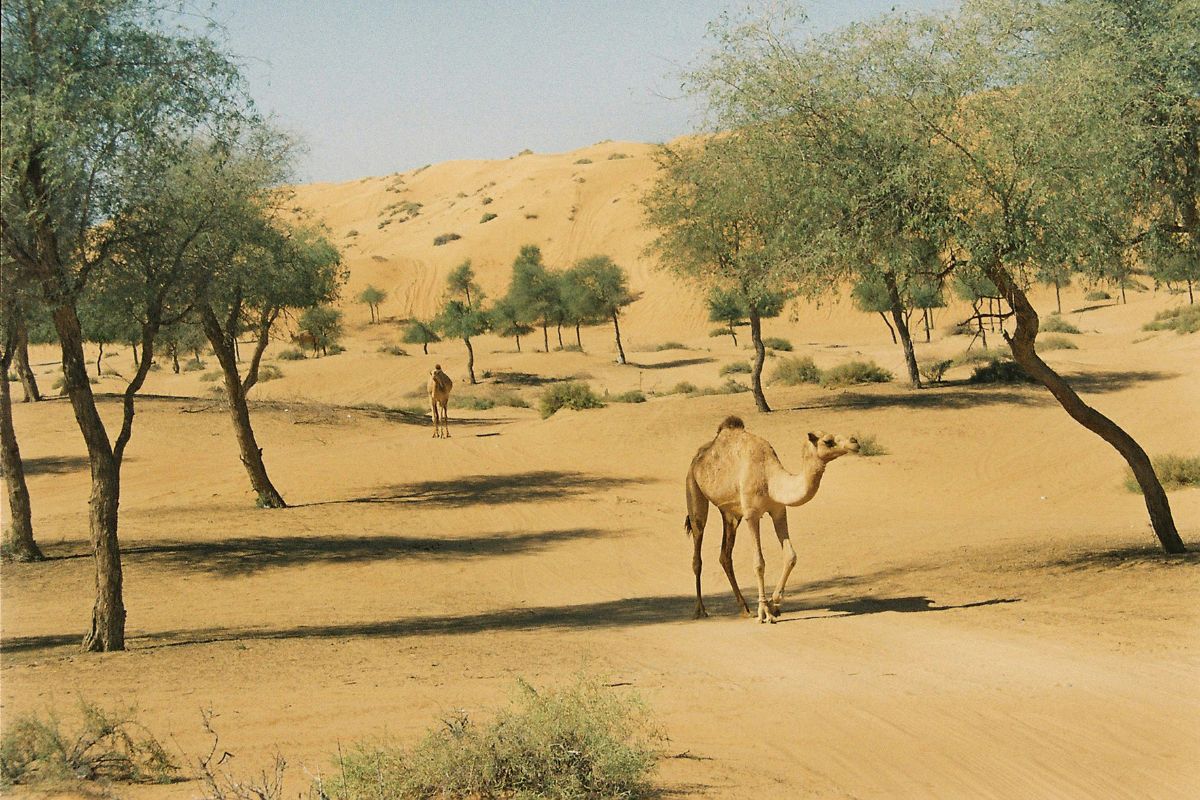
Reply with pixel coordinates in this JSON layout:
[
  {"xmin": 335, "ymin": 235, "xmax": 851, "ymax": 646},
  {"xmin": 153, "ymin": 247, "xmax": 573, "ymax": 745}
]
[
  {"xmin": 345, "ymin": 229, "xmax": 359, "ymax": 238},
  {"xmin": 610, "ymin": 390, "xmax": 646, "ymax": 403},
  {"xmin": 433, "ymin": 233, "xmax": 462, "ymax": 246},
  {"xmin": 607, "ymin": 152, "xmax": 631, "ymax": 160},
  {"xmin": 378, "ymin": 345, "xmax": 408, "ymax": 356},
  {"xmin": 0, "ymin": 700, "xmax": 177, "ymax": 788},
  {"xmin": 1038, "ymin": 335, "xmax": 1078, "ymax": 350},
  {"xmin": 277, "ymin": 348, "xmax": 305, "ymax": 361},
  {"xmin": 327, "ymin": 343, "xmax": 346, "ymax": 355},
  {"xmin": 1124, "ymin": 454, "xmax": 1200, "ymax": 493},
  {"xmin": 555, "ymin": 343, "xmax": 583, "ymax": 353},
  {"xmin": 762, "ymin": 336, "xmax": 793, "ymax": 351},
  {"xmin": 918, "ymin": 358, "xmax": 953, "ymax": 384},
  {"xmin": 489, "ymin": 389, "xmax": 529, "ymax": 408},
  {"xmin": 574, "ymin": 158, "xmax": 593, "ymax": 164},
  {"xmin": 182, "ymin": 358, "xmax": 206, "ymax": 372},
  {"xmin": 820, "ymin": 360, "xmax": 893, "ymax": 388},
  {"xmin": 671, "ymin": 381, "xmax": 698, "ymax": 394},
  {"xmin": 524, "ymin": 213, "xmax": 539, "ymax": 219},
  {"xmin": 952, "ymin": 347, "xmax": 1006, "ymax": 368},
  {"xmin": 854, "ymin": 434, "xmax": 887, "ymax": 457},
  {"xmin": 695, "ymin": 379, "xmax": 750, "ymax": 396},
  {"xmin": 539, "ymin": 382, "xmax": 604, "ymax": 418},
  {"xmin": 481, "ymin": 196, "xmax": 493, "ymax": 205},
  {"xmin": 199, "ymin": 371, "xmax": 220, "ymax": 383},
  {"xmin": 312, "ymin": 677, "xmax": 661, "ymax": 800},
  {"xmin": 653, "ymin": 341, "xmax": 686, "ymax": 351},
  {"xmin": 771, "ymin": 356, "xmax": 822, "ymax": 386},
  {"xmin": 451, "ymin": 394, "xmax": 496, "ymax": 411},
  {"xmin": 945, "ymin": 321, "xmax": 974, "ymax": 336},
  {"xmin": 257, "ymin": 365, "xmax": 283, "ymax": 382},
  {"xmin": 1041, "ymin": 315, "xmax": 1081, "ymax": 334},
  {"xmin": 1143, "ymin": 305, "xmax": 1200, "ymax": 334},
  {"xmin": 1085, "ymin": 289, "xmax": 1112, "ymax": 301},
  {"xmin": 719, "ymin": 361, "xmax": 752, "ymax": 376},
  {"xmin": 480, "ymin": 212, "xmax": 497, "ymax": 224},
  {"xmin": 968, "ymin": 358, "xmax": 1036, "ymax": 384}
]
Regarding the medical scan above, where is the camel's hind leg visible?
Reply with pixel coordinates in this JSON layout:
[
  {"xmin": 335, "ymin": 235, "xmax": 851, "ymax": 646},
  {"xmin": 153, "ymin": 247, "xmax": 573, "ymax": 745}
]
[
  {"xmin": 768, "ymin": 508, "xmax": 798, "ymax": 617},
  {"xmin": 440, "ymin": 399, "xmax": 450, "ymax": 438},
  {"xmin": 430, "ymin": 397, "xmax": 441, "ymax": 437},
  {"xmin": 718, "ymin": 512, "xmax": 751, "ymax": 616},
  {"xmin": 685, "ymin": 474, "xmax": 710, "ymax": 618}
]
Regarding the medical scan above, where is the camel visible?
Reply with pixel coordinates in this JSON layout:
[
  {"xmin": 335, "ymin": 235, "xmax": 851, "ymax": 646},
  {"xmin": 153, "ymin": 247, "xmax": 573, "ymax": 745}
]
[
  {"xmin": 685, "ymin": 415, "xmax": 859, "ymax": 623},
  {"xmin": 428, "ymin": 364, "xmax": 453, "ymax": 438},
  {"xmin": 290, "ymin": 331, "xmax": 318, "ymax": 357}
]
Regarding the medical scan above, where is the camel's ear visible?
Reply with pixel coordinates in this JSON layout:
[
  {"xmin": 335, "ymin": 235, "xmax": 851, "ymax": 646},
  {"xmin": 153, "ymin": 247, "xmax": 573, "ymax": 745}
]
[{"xmin": 807, "ymin": 432, "xmax": 820, "ymax": 445}]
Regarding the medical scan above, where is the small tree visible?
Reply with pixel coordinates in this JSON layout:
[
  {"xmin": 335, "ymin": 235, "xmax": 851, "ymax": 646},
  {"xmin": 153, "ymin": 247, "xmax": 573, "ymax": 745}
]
[
  {"xmin": 357, "ymin": 285, "xmax": 387, "ymax": 323},
  {"xmin": 0, "ymin": 266, "xmax": 44, "ymax": 562},
  {"xmin": 403, "ymin": 320, "xmax": 440, "ymax": 354},
  {"xmin": 563, "ymin": 255, "xmax": 638, "ymax": 362},
  {"xmin": 707, "ymin": 288, "xmax": 746, "ymax": 346},
  {"xmin": 436, "ymin": 261, "xmax": 488, "ymax": 384},
  {"xmin": 299, "ymin": 306, "xmax": 343, "ymax": 357},
  {"xmin": 489, "ymin": 298, "xmax": 534, "ymax": 352},
  {"xmin": 507, "ymin": 245, "xmax": 561, "ymax": 352}
]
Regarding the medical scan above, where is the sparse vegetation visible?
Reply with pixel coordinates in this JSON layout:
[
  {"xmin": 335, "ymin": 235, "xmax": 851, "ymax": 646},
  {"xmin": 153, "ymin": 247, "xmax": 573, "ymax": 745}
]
[
  {"xmin": 277, "ymin": 347, "xmax": 305, "ymax": 361},
  {"xmin": 770, "ymin": 356, "xmax": 821, "ymax": 385},
  {"xmin": 968, "ymin": 358, "xmax": 1036, "ymax": 384},
  {"xmin": 481, "ymin": 196, "xmax": 493, "ymax": 205},
  {"xmin": 1124, "ymin": 455, "xmax": 1200, "ymax": 493},
  {"xmin": 199, "ymin": 371, "xmax": 221, "ymax": 382},
  {"xmin": 1085, "ymin": 289, "xmax": 1112, "ymax": 301},
  {"xmin": 607, "ymin": 152, "xmax": 631, "ymax": 160},
  {"xmin": 311, "ymin": 677, "xmax": 661, "ymax": 800},
  {"xmin": 653, "ymin": 342, "xmax": 686, "ymax": 351},
  {"xmin": 345, "ymin": 229, "xmax": 359, "ymax": 238},
  {"xmin": 433, "ymin": 232, "xmax": 462, "ymax": 246},
  {"xmin": 451, "ymin": 394, "xmax": 495, "ymax": 411},
  {"xmin": 1038, "ymin": 335, "xmax": 1078, "ymax": 350},
  {"xmin": 762, "ymin": 336, "xmax": 793, "ymax": 351},
  {"xmin": 1143, "ymin": 305, "xmax": 1200, "ymax": 334},
  {"xmin": 854, "ymin": 434, "xmax": 887, "ymax": 456},
  {"xmin": 524, "ymin": 213, "xmax": 539, "ymax": 219},
  {"xmin": 0, "ymin": 700, "xmax": 178, "ymax": 789},
  {"xmin": 918, "ymin": 358, "xmax": 954, "ymax": 384},
  {"xmin": 257, "ymin": 365, "xmax": 283, "ymax": 382},
  {"xmin": 489, "ymin": 389, "xmax": 529, "ymax": 408},
  {"xmin": 378, "ymin": 345, "xmax": 408, "ymax": 356},
  {"xmin": 820, "ymin": 360, "xmax": 894, "ymax": 388},
  {"xmin": 610, "ymin": 390, "xmax": 646, "ymax": 403},
  {"xmin": 1041, "ymin": 315, "xmax": 1081, "ymax": 334},
  {"xmin": 720, "ymin": 361, "xmax": 752, "ymax": 375},
  {"xmin": 540, "ymin": 381, "xmax": 604, "ymax": 418},
  {"xmin": 480, "ymin": 212, "xmax": 497, "ymax": 224},
  {"xmin": 182, "ymin": 358, "xmax": 206, "ymax": 372},
  {"xmin": 574, "ymin": 158, "xmax": 593, "ymax": 164},
  {"xmin": 670, "ymin": 381, "xmax": 698, "ymax": 394}
]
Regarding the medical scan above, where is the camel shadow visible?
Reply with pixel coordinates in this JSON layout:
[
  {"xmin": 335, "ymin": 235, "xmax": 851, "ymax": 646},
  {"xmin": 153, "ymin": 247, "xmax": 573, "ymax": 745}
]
[
  {"xmin": 782, "ymin": 595, "xmax": 1020, "ymax": 621},
  {"xmin": 303, "ymin": 470, "xmax": 643, "ymax": 509}
]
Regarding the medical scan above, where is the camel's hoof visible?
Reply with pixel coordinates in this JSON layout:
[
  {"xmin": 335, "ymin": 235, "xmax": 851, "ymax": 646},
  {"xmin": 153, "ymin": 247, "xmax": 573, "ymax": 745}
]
[
  {"xmin": 694, "ymin": 608, "xmax": 709, "ymax": 619},
  {"xmin": 768, "ymin": 599, "xmax": 781, "ymax": 616}
]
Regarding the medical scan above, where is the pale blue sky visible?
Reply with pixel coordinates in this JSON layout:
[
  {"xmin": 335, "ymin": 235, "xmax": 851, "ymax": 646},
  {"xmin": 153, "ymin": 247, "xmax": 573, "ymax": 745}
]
[{"xmin": 205, "ymin": 1, "xmax": 956, "ymax": 183}]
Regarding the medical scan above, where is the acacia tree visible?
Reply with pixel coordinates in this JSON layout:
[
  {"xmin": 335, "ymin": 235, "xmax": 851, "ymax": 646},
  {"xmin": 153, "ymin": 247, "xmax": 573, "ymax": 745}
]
[
  {"xmin": 436, "ymin": 260, "xmax": 487, "ymax": 383},
  {"xmin": 506, "ymin": 245, "xmax": 560, "ymax": 353},
  {"xmin": 403, "ymin": 320, "xmax": 440, "ymax": 354},
  {"xmin": 563, "ymin": 255, "xmax": 637, "ymax": 363},
  {"xmin": 1, "ymin": 0, "xmax": 254, "ymax": 648},
  {"xmin": 0, "ymin": 261, "xmax": 43, "ymax": 562},
  {"xmin": 357, "ymin": 284, "xmax": 386, "ymax": 323},
  {"xmin": 299, "ymin": 305, "xmax": 343, "ymax": 357},
  {"xmin": 707, "ymin": 287, "xmax": 746, "ymax": 346},
  {"xmin": 489, "ymin": 297, "xmax": 534, "ymax": 352}
]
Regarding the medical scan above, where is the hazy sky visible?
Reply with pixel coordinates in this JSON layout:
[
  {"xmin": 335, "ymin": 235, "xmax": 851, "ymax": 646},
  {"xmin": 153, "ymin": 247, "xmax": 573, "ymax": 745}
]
[{"xmin": 206, "ymin": 1, "xmax": 956, "ymax": 184}]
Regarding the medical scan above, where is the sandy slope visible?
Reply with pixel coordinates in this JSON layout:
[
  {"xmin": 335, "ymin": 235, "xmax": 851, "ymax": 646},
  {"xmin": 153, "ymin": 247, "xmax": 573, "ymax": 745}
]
[{"xmin": 2, "ymin": 145, "xmax": 1199, "ymax": 798}]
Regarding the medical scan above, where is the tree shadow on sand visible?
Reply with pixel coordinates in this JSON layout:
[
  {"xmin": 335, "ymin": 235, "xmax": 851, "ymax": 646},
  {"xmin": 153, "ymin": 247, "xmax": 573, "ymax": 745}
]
[
  {"xmin": 302, "ymin": 470, "xmax": 644, "ymax": 509},
  {"xmin": 20, "ymin": 455, "xmax": 91, "ymax": 475},
  {"xmin": 626, "ymin": 357, "xmax": 715, "ymax": 370}
]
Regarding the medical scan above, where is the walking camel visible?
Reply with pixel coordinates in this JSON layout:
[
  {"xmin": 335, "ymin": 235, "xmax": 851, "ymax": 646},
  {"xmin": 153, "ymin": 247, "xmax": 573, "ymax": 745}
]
[
  {"xmin": 428, "ymin": 364, "xmax": 453, "ymax": 438},
  {"xmin": 685, "ymin": 415, "xmax": 859, "ymax": 623}
]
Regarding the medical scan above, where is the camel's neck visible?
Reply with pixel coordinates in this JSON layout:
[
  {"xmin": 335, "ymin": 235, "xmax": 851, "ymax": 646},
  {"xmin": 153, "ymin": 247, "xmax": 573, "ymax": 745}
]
[{"xmin": 766, "ymin": 455, "xmax": 825, "ymax": 507}]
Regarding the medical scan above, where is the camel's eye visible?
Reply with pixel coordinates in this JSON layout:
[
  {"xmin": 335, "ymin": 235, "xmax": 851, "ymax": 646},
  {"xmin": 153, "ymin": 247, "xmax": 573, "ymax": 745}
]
[{"xmin": 824, "ymin": 439, "xmax": 835, "ymax": 447}]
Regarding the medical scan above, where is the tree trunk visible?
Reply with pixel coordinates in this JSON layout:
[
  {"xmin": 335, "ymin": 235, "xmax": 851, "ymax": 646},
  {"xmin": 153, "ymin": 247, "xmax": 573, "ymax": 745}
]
[
  {"xmin": 422, "ymin": 341, "xmax": 429, "ymax": 355},
  {"xmin": 515, "ymin": 335, "xmax": 522, "ymax": 353},
  {"xmin": 923, "ymin": 307, "xmax": 932, "ymax": 343},
  {"xmin": 611, "ymin": 311, "xmax": 627, "ymax": 365},
  {"xmin": 171, "ymin": 346, "xmax": 180, "ymax": 374},
  {"xmin": 13, "ymin": 318, "xmax": 41, "ymax": 402},
  {"xmin": 575, "ymin": 323, "xmax": 582, "ymax": 350},
  {"xmin": 131, "ymin": 342, "xmax": 138, "ymax": 369},
  {"xmin": 465, "ymin": 336, "xmax": 477, "ymax": 384},
  {"xmin": 1, "ymin": 350, "xmax": 43, "ymax": 562},
  {"xmin": 542, "ymin": 322, "xmax": 549, "ymax": 353},
  {"xmin": 241, "ymin": 310, "xmax": 277, "ymax": 394},
  {"xmin": 884, "ymin": 272, "xmax": 921, "ymax": 388},
  {"xmin": 877, "ymin": 312, "xmax": 897, "ymax": 344},
  {"xmin": 728, "ymin": 324, "xmax": 738, "ymax": 348},
  {"xmin": 1188, "ymin": 279, "xmax": 1194, "ymax": 305},
  {"xmin": 556, "ymin": 324, "xmax": 564, "ymax": 349},
  {"xmin": 747, "ymin": 305, "xmax": 770, "ymax": 413},
  {"xmin": 202, "ymin": 308, "xmax": 287, "ymax": 509},
  {"xmin": 1054, "ymin": 280, "xmax": 1062, "ymax": 314},
  {"xmin": 984, "ymin": 263, "xmax": 1185, "ymax": 554},
  {"xmin": 96, "ymin": 342, "xmax": 104, "ymax": 376}
]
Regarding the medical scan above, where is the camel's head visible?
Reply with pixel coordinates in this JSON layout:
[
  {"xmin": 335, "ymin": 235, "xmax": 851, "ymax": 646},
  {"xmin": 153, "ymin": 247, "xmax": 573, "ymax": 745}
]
[
  {"xmin": 431, "ymin": 364, "xmax": 442, "ymax": 375},
  {"xmin": 807, "ymin": 431, "xmax": 859, "ymax": 462}
]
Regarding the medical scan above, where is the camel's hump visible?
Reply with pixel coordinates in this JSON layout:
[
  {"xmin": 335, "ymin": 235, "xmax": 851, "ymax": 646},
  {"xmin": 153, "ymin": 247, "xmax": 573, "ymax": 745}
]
[{"xmin": 717, "ymin": 415, "xmax": 745, "ymax": 433}]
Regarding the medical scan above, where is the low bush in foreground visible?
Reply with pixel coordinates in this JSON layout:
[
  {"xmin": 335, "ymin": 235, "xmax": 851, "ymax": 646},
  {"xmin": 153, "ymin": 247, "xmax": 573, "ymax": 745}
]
[
  {"xmin": 771, "ymin": 356, "xmax": 821, "ymax": 386},
  {"xmin": 854, "ymin": 434, "xmax": 887, "ymax": 457},
  {"xmin": 277, "ymin": 347, "xmax": 306, "ymax": 361},
  {"xmin": 719, "ymin": 361, "xmax": 751, "ymax": 376},
  {"xmin": 1038, "ymin": 335, "xmax": 1078, "ymax": 351},
  {"xmin": 489, "ymin": 389, "xmax": 529, "ymax": 408},
  {"xmin": 0, "ymin": 700, "xmax": 178, "ymax": 789},
  {"xmin": 968, "ymin": 358, "xmax": 1036, "ymax": 384},
  {"xmin": 313, "ymin": 677, "xmax": 661, "ymax": 800},
  {"xmin": 762, "ymin": 336, "xmax": 793, "ymax": 351},
  {"xmin": 694, "ymin": 378, "xmax": 749, "ymax": 396},
  {"xmin": 1143, "ymin": 305, "xmax": 1200, "ymax": 334},
  {"xmin": 918, "ymin": 358, "xmax": 953, "ymax": 384},
  {"xmin": 1041, "ymin": 315, "xmax": 1081, "ymax": 334},
  {"xmin": 819, "ymin": 360, "xmax": 893, "ymax": 388},
  {"xmin": 450, "ymin": 394, "xmax": 495, "ymax": 411},
  {"xmin": 1124, "ymin": 454, "xmax": 1200, "ymax": 493},
  {"xmin": 610, "ymin": 390, "xmax": 646, "ymax": 403},
  {"xmin": 540, "ymin": 382, "xmax": 604, "ymax": 418}
]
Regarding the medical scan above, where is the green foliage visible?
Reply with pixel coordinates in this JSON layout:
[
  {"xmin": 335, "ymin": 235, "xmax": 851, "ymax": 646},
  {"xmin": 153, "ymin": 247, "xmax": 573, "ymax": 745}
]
[
  {"xmin": 1124, "ymin": 455, "xmax": 1200, "ymax": 494},
  {"xmin": 820, "ymin": 360, "xmax": 893, "ymax": 388},
  {"xmin": 851, "ymin": 277, "xmax": 892, "ymax": 314},
  {"xmin": 298, "ymin": 306, "xmax": 343, "ymax": 355},
  {"xmin": 436, "ymin": 300, "xmax": 489, "ymax": 342},
  {"xmin": 671, "ymin": 381, "xmax": 698, "ymax": 394},
  {"xmin": 0, "ymin": 700, "xmax": 178, "ymax": 788},
  {"xmin": 654, "ymin": 342, "xmax": 687, "ymax": 351},
  {"xmin": 720, "ymin": 361, "xmax": 752, "ymax": 375},
  {"xmin": 433, "ymin": 233, "xmax": 462, "ymax": 246},
  {"xmin": 481, "ymin": 196, "xmax": 494, "ymax": 205},
  {"xmin": 1041, "ymin": 316, "xmax": 1081, "ymax": 334},
  {"xmin": 763, "ymin": 337, "xmax": 792, "ymax": 351},
  {"xmin": 506, "ymin": 245, "xmax": 561, "ymax": 336},
  {"xmin": 199, "ymin": 371, "xmax": 221, "ymax": 382},
  {"xmin": 610, "ymin": 390, "xmax": 647, "ymax": 403},
  {"xmin": 313, "ymin": 677, "xmax": 661, "ymax": 800},
  {"xmin": 402, "ymin": 321, "xmax": 441, "ymax": 350},
  {"xmin": 480, "ymin": 212, "xmax": 498, "ymax": 224},
  {"xmin": 854, "ymin": 435, "xmax": 887, "ymax": 457},
  {"xmin": 357, "ymin": 285, "xmax": 387, "ymax": 313},
  {"xmin": 489, "ymin": 298, "xmax": 535, "ymax": 344},
  {"xmin": 770, "ymin": 356, "xmax": 821, "ymax": 385},
  {"xmin": 1143, "ymin": 305, "xmax": 1200, "ymax": 334},
  {"xmin": 277, "ymin": 348, "xmax": 306, "ymax": 361},
  {"xmin": 539, "ymin": 382, "xmax": 604, "ymax": 418},
  {"xmin": 450, "ymin": 394, "xmax": 495, "ymax": 410},
  {"xmin": 489, "ymin": 389, "xmax": 529, "ymax": 409},
  {"xmin": 918, "ymin": 358, "xmax": 953, "ymax": 384},
  {"xmin": 1039, "ymin": 335, "xmax": 1078, "ymax": 351},
  {"xmin": 182, "ymin": 358, "xmax": 207, "ymax": 372},
  {"xmin": 1085, "ymin": 290, "xmax": 1112, "ymax": 301},
  {"xmin": 968, "ymin": 359, "xmax": 1037, "ymax": 385}
]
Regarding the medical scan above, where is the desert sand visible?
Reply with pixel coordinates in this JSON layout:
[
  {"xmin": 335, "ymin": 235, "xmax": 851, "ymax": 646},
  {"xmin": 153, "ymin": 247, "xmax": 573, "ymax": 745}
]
[{"xmin": 2, "ymin": 143, "xmax": 1198, "ymax": 799}]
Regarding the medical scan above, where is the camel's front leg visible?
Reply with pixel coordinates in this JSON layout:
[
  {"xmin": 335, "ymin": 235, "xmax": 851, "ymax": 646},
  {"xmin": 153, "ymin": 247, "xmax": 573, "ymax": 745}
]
[
  {"xmin": 441, "ymin": 401, "xmax": 451, "ymax": 438},
  {"xmin": 768, "ymin": 508, "xmax": 798, "ymax": 617},
  {"xmin": 430, "ymin": 399, "xmax": 441, "ymax": 437},
  {"xmin": 746, "ymin": 515, "xmax": 775, "ymax": 624}
]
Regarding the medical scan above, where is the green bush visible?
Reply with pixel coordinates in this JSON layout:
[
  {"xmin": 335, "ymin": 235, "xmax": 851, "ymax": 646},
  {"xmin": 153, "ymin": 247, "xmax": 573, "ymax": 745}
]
[
  {"xmin": 918, "ymin": 358, "xmax": 953, "ymax": 384},
  {"xmin": 968, "ymin": 358, "xmax": 1036, "ymax": 384},
  {"xmin": 854, "ymin": 434, "xmax": 887, "ymax": 457},
  {"xmin": 327, "ymin": 342, "xmax": 346, "ymax": 355},
  {"xmin": 451, "ymin": 394, "xmax": 496, "ymax": 411},
  {"xmin": 820, "ymin": 360, "xmax": 893, "ymax": 388},
  {"xmin": 695, "ymin": 379, "xmax": 750, "ymax": 396},
  {"xmin": 952, "ymin": 347, "xmax": 1006, "ymax": 368},
  {"xmin": 378, "ymin": 345, "xmax": 408, "ymax": 356},
  {"xmin": 1143, "ymin": 305, "xmax": 1200, "ymax": 334},
  {"xmin": 1124, "ymin": 454, "xmax": 1200, "ymax": 493},
  {"xmin": 1039, "ymin": 335, "xmax": 1078, "ymax": 350},
  {"xmin": 574, "ymin": 158, "xmax": 593, "ymax": 164},
  {"xmin": 312, "ymin": 677, "xmax": 661, "ymax": 800},
  {"xmin": 556, "ymin": 344, "xmax": 583, "ymax": 353},
  {"xmin": 489, "ymin": 389, "xmax": 529, "ymax": 408},
  {"xmin": 771, "ymin": 356, "xmax": 822, "ymax": 386},
  {"xmin": 610, "ymin": 390, "xmax": 646, "ymax": 403},
  {"xmin": 480, "ymin": 212, "xmax": 498, "ymax": 224},
  {"xmin": 719, "ymin": 361, "xmax": 752, "ymax": 376},
  {"xmin": 345, "ymin": 229, "xmax": 359, "ymax": 238},
  {"xmin": 540, "ymin": 382, "xmax": 604, "ymax": 418},
  {"xmin": 0, "ymin": 700, "xmax": 177, "ymax": 788},
  {"xmin": 1085, "ymin": 289, "xmax": 1112, "ymax": 301},
  {"xmin": 524, "ymin": 212, "xmax": 539, "ymax": 219},
  {"xmin": 653, "ymin": 341, "xmax": 686, "ymax": 351},
  {"xmin": 433, "ymin": 232, "xmax": 462, "ymax": 246},
  {"xmin": 1041, "ymin": 315, "xmax": 1081, "ymax": 334},
  {"xmin": 182, "ymin": 358, "xmax": 206, "ymax": 372},
  {"xmin": 762, "ymin": 337, "xmax": 793, "ymax": 351},
  {"xmin": 257, "ymin": 365, "xmax": 283, "ymax": 382},
  {"xmin": 671, "ymin": 381, "xmax": 698, "ymax": 394},
  {"xmin": 277, "ymin": 347, "xmax": 306, "ymax": 361},
  {"xmin": 481, "ymin": 196, "xmax": 494, "ymax": 205}
]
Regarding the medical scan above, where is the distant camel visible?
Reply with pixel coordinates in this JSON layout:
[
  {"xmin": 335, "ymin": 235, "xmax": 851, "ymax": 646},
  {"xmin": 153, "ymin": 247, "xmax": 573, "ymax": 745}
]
[
  {"xmin": 428, "ymin": 364, "xmax": 453, "ymax": 438},
  {"xmin": 290, "ymin": 331, "xmax": 318, "ymax": 357},
  {"xmin": 685, "ymin": 415, "xmax": 859, "ymax": 623}
]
